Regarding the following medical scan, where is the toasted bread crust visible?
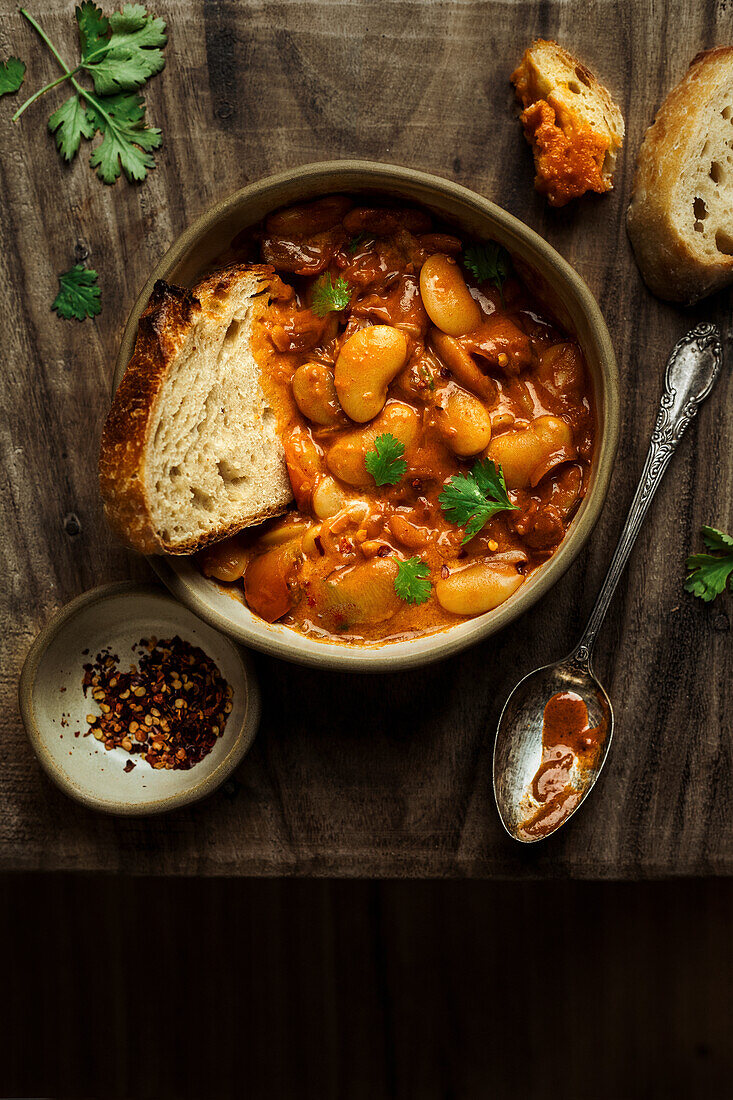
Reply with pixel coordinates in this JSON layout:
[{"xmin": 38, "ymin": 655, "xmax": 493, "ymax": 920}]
[
  {"xmin": 627, "ymin": 47, "xmax": 733, "ymax": 303},
  {"xmin": 99, "ymin": 264, "xmax": 285, "ymax": 555}
]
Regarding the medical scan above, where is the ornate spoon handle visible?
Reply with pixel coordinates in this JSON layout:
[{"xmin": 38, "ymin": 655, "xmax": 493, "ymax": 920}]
[{"xmin": 571, "ymin": 323, "xmax": 723, "ymax": 670}]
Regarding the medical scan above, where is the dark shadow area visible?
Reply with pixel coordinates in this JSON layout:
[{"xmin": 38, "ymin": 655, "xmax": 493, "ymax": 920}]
[{"xmin": 1, "ymin": 875, "xmax": 731, "ymax": 1098}]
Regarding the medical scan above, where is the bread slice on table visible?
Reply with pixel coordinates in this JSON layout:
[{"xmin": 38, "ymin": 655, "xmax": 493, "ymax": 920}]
[
  {"xmin": 99, "ymin": 264, "xmax": 293, "ymax": 555},
  {"xmin": 512, "ymin": 39, "xmax": 625, "ymax": 206},
  {"xmin": 627, "ymin": 47, "xmax": 733, "ymax": 304}
]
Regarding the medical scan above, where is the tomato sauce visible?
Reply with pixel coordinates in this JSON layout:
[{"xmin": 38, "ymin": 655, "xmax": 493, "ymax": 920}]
[
  {"xmin": 198, "ymin": 195, "xmax": 597, "ymax": 646},
  {"xmin": 518, "ymin": 101, "xmax": 610, "ymax": 207},
  {"xmin": 518, "ymin": 690, "xmax": 606, "ymax": 840}
]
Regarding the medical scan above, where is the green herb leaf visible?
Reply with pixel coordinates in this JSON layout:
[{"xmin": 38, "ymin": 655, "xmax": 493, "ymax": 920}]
[
  {"xmin": 684, "ymin": 526, "xmax": 733, "ymax": 603},
  {"xmin": 416, "ymin": 359, "xmax": 435, "ymax": 391},
  {"xmin": 311, "ymin": 273, "xmax": 350, "ymax": 317},
  {"xmin": 86, "ymin": 91, "xmax": 162, "ymax": 183},
  {"xmin": 52, "ymin": 264, "xmax": 101, "ymax": 320},
  {"xmin": 48, "ymin": 94, "xmax": 96, "ymax": 160},
  {"xmin": 394, "ymin": 556, "xmax": 431, "ymax": 605},
  {"xmin": 439, "ymin": 458, "xmax": 517, "ymax": 543},
  {"xmin": 14, "ymin": 5, "xmax": 166, "ymax": 186},
  {"xmin": 463, "ymin": 242, "xmax": 511, "ymax": 292},
  {"xmin": 76, "ymin": 3, "xmax": 110, "ymax": 59},
  {"xmin": 701, "ymin": 525, "xmax": 733, "ymax": 554},
  {"xmin": 347, "ymin": 232, "xmax": 368, "ymax": 254},
  {"xmin": 365, "ymin": 433, "xmax": 407, "ymax": 487},
  {"xmin": 78, "ymin": 3, "xmax": 167, "ymax": 95},
  {"xmin": 0, "ymin": 57, "xmax": 26, "ymax": 97}
]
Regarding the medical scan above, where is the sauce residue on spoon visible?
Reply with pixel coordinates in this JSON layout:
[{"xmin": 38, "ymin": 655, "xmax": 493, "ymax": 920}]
[{"xmin": 518, "ymin": 691, "xmax": 605, "ymax": 840}]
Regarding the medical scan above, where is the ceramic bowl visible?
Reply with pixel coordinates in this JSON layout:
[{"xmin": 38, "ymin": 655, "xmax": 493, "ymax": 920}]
[
  {"xmin": 113, "ymin": 160, "xmax": 620, "ymax": 672},
  {"xmin": 18, "ymin": 583, "xmax": 260, "ymax": 814}
]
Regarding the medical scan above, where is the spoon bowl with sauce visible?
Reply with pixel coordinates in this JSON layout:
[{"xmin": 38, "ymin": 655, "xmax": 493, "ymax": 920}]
[
  {"xmin": 494, "ymin": 661, "xmax": 612, "ymax": 842},
  {"xmin": 493, "ymin": 323, "xmax": 724, "ymax": 842}
]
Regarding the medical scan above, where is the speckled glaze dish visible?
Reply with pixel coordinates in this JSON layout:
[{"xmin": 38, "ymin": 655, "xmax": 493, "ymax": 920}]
[
  {"xmin": 113, "ymin": 161, "xmax": 620, "ymax": 672},
  {"xmin": 18, "ymin": 583, "xmax": 261, "ymax": 814}
]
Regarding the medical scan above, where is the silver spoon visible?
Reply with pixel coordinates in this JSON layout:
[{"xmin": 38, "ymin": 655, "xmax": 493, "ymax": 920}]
[{"xmin": 493, "ymin": 323, "xmax": 724, "ymax": 843}]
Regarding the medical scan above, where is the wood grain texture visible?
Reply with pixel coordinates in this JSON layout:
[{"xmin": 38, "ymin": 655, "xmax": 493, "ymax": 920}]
[
  {"xmin": 2, "ymin": 877, "xmax": 732, "ymax": 1098},
  {"xmin": 0, "ymin": 0, "xmax": 730, "ymax": 876}
]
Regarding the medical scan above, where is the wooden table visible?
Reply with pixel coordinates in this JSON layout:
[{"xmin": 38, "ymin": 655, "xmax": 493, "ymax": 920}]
[{"xmin": 1, "ymin": 0, "xmax": 730, "ymax": 876}]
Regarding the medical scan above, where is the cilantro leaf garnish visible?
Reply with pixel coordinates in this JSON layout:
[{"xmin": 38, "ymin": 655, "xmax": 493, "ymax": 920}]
[
  {"xmin": 48, "ymin": 94, "xmax": 96, "ymax": 160},
  {"xmin": 394, "ymin": 557, "xmax": 431, "ymax": 605},
  {"xmin": 14, "ymin": 5, "xmax": 167, "ymax": 185},
  {"xmin": 439, "ymin": 458, "xmax": 517, "ymax": 543},
  {"xmin": 311, "ymin": 273, "xmax": 350, "ymax": 317},
  {"xmin": 0, "ymin": 57, "xmax": 26, "ymax": 97},
  {"xmin": 684, "ymin": 526, "xmax": 733, "ymax": 603},
  {"xmin": 463, "ymin": 242, "xmax": 511, "ymax": 292},
  {"xmin": 86, "ymin": 91, "xmax": 162, "ymax": 182},
  {"xmin": 416, "ymin": 359, "xmax": 435, "ymax": 391},
  {"xmin": 79, "ymin": 3, "xmax": 167, "ymax": 95},
  {"xmin": 52, "ymin": 264, "xmax": 101, "ymax": 320},
  {"xmin": 365, "ymin": 433, "xmax": 407, "ymax": 487},
  {"xmin": 347, "ymin": 232, "xmax": 368, "ymax": 254},
  {"xmin": 76, "ymin": 1, "xmax": 110, "ymax": 58}
]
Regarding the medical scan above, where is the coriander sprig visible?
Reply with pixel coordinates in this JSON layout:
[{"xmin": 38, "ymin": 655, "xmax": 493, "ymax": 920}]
[
  {"xmin": 394, "ymin": 557, "xmax": 431, "ymax": 605},
  {"xmin": 684, "ymin": 526, "xmax": 733, "ymax": 602},
  {"xmin": 311, "ymin": 273, "xmax": 350, "ymax": 317},
  {"xmin": 347, "ymin": 232, "xmax": 369, "ymax": 254},
  {"xmin": 13, "ymin": 5, "xmax": 166, "ymax": 184},
  {"xmin": 365, "ymin": 433, "xmax": 407, "ymax": 487},
  {"xmin": 0, "ymin": 57, "xmax": 26, "ymax": 97},
  {"xmin": 463, "ymin": 242, "xmax": 511, "ymax": 294},
  {"xmin": 439, "ymin": 458, "xmax": 517, "ymax": 544},
  {"xmin": 52, "ymin": 264, "xmax": 101, "ymax": 320}
]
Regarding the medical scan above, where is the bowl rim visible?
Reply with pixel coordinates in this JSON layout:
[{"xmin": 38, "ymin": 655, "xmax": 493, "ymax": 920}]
[
  {"xmin": 113, "ymin": 159, "xmax": 620, "ymax": 672},
  {"xmin": 17, "ymin": 581, "xmax": 261, "ymax": 814}
]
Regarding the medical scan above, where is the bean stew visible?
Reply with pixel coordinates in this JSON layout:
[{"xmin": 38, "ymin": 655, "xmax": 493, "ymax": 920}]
[{"xmin": 198, "ymin": 195, "xmax": 596, "ymax": 645}]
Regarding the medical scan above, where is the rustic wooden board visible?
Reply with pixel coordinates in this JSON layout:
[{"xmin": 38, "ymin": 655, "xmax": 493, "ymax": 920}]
[
  {"xmin": 0, "ymin": 0, "xmax": 730, "ymax": 876},
  {"xmin": 3, "ymin": 877, "xmax": 733, "ymax": 1097}
]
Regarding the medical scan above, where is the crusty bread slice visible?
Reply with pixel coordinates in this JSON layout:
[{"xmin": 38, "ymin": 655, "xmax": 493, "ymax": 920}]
[
  {"xmin": 99, "ymin": 264, "xmax": 294, "ymax": 555},
  {"xmin": 627, "ymin": 47, "xmax": 733, "ymax": 304},
  {"xmin": 512, "ymin": 39, "xmax": 624, "ymax": 206}
]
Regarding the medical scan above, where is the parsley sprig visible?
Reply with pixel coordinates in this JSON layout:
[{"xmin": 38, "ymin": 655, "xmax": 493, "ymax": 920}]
[
  {"xmin": 52, "ymin": 264, "xmax": 101, "ymax": 320},
  {"xmin": 463, "ymin": 242, "xmax": 511, "ymax": 294},
  {"xmin": 394, "ymin": 557, "xmax": 431, "ymax": 605},
  {"xmin": 684, "ymin": 526, "xmax": 733, "ymax": 602},
  {"xmin": 0, "ymin": 57, "xmax": 26, "ymax": 97},
  {"xmin": 13, "ymin": 5, "xmax": 166, "ymax": 184},
  {"xmin": 439, "ymin": 458, "xmax": 517, "ymax": 543},
  {"xmin": 311, "ymin": 273, "xmax": 350, "ymax": 317},
  {"xmin": 365, "ymin": 433, "xmax": 407, "ymax": 487}
]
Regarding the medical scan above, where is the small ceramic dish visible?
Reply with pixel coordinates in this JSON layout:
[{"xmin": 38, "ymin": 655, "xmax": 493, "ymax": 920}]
[
  {"xmin": 18, "ymin": 582, "xmax": 260, "ymax": 815},
  {"xmin": 113, "ymin": 160, "xmax": 621, "ymax": 672}
]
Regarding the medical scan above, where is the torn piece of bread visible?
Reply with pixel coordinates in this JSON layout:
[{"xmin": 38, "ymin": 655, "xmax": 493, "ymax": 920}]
[
  {"xmin": 627, "ymin": 47, "xmax": 733, "ymax": 304},
  {"xmin": 99, "ymin": 264, "xmax": 294, "ymax": 555},
  {"xmin": 512, "ymin": 39, "xmax": 625, "ymax": 207}
]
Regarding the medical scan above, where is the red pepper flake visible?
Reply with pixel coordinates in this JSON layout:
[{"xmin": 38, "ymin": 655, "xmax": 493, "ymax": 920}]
[
  {"xmin": 82, "ymin": 636, "xmax": 232, "ymax": 771},
  {"xmin": 123, "ymin": 760, "xmax": 136, "ymax": 773},
  {"xmin": 314, "ymin": 535, "xmax": 325, "ymax": 556},
  {"xmin": 441, "ymin": 564, "xmax": 450, "ymax": 579}
]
